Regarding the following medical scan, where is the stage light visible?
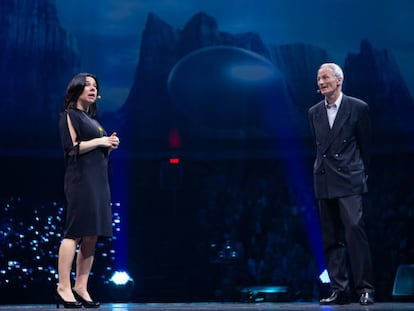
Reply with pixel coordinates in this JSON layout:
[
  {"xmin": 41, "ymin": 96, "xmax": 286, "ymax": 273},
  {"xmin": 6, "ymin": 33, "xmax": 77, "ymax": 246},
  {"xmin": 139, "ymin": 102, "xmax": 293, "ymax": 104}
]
[
  {"xmin": 108, "ymin": 271, "xmax": 134, "ymax": 302},
  {"xmin": 110, "ymin": 271, "xmax": 132, "ymax": 285},
  {"xmin": 240, "ymin": 286, "xmax": 290, "ymax": 302},
  {"xmin": 169, "ymin": 158, "xmax": 180, "ymax": 164},
  {"xmin": 393, "ymin": 264, "xmax": 414, "ymax": 301},
  {"xmin": 319, "ymin": 269, "xmax": 330, "ymax": 284}
]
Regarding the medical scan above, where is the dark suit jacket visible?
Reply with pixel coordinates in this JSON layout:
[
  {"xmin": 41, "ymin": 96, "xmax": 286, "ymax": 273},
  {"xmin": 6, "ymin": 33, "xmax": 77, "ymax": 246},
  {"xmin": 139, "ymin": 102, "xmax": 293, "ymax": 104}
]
[{"xmin": 308, "ymin": 94, "xmax": 371, "ymax": 199}]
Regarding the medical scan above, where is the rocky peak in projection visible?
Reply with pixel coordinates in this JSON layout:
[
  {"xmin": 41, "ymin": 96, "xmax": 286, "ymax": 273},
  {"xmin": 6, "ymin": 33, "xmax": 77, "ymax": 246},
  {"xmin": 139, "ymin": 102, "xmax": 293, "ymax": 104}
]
[
  {"xmin": 137, "ymin": 12, "xmax": 180, "ymax": 76},
  {"xmin": 0, "ymin": 0, "xmax": 80, "ymax": 146},
  {"xmin": 178, "ymin": 12, "xmax": 221, "ymax": 56},
  {"xmin": 343, "ymin": 40, "xmax": 414, "ymax": 135},
  {"xmin": 179, "ymin": 11, "xmax": 270, "ymax": 59},
  {"xmin": 121, "ymin": 12, "xmax": 413, "ymax": 154},
  {"xmin": 118, "ymin": 12, "xmax": 180, "ymax": 142},
  {"xmin": 121, "ymin": 11, "xmax": 274, "ymax": 150}
]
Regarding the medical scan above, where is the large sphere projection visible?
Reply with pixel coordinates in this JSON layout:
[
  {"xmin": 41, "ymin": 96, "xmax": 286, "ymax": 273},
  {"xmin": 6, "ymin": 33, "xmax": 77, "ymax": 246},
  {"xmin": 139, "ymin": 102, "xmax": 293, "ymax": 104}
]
[{"xmin": 167, "ymin": 46, "xmax": 293, "ymax": 149}]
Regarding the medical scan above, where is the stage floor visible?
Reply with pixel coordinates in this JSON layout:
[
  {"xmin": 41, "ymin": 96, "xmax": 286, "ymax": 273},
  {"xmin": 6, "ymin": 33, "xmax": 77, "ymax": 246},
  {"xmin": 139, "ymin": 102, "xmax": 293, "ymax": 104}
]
[{"xmin": 0, "ymin": 302, "xmax": 413, "ymax": 310}]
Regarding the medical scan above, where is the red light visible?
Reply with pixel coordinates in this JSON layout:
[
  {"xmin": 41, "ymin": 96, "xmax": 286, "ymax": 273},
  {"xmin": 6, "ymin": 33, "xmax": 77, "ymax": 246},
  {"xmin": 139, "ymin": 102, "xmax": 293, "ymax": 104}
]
[
  {"xmin": 168, "ymin": 128, "xmax": 181, "ymax": 148},
  {"xmin": 169, "ymin": 158, "xmax": 180, "ymax": 164}
]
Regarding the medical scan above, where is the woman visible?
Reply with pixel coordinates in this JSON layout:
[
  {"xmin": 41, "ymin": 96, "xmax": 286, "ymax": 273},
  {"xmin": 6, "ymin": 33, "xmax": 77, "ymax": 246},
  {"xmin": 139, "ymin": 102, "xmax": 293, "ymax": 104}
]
[{"xmin": 56, "ymin": 73, "xmax": 120, "ymax": 308}]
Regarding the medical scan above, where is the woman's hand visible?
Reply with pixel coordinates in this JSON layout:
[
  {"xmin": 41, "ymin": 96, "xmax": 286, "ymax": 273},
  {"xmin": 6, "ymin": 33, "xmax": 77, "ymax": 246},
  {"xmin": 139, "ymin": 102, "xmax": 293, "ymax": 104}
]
[
  {"xmin": 108, "ymin": 132, "xmax": 120, "ymax": 150},
  {"xmin": 99, "ymin": 132, "xmax": 120, "ymax": 149}
]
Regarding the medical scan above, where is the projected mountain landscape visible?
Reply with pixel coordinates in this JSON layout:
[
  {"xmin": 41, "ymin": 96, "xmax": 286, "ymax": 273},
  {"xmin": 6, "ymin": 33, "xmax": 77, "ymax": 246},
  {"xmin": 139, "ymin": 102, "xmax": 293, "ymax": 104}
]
[{"xmin": 1, "ymin": 1, "xmax": 413, "ymax": 155}]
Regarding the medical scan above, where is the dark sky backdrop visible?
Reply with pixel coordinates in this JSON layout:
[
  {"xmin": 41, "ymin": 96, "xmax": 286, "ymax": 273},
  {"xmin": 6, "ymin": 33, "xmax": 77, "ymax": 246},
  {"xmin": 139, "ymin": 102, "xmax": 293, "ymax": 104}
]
[{"xmin": 55, "ymin": 0, "xmax": 414, "ymax": 112}]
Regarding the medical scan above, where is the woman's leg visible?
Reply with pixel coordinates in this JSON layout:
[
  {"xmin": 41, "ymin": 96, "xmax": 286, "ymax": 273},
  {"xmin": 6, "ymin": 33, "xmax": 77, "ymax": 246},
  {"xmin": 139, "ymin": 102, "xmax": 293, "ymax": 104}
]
[
  {"xmin": 73, "ymin": 235, "xmax": 98, "ymax": 300},
  {"xmin": 57, "ymin": 238, "xmax": 80, "ymax": 301}
]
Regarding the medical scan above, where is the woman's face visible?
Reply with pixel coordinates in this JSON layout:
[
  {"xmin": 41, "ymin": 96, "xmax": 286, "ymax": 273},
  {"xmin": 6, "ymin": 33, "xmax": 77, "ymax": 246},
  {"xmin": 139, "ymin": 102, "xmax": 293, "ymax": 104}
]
[{"xmin": 77, "ymin": 76, "xmax": 98, "ymax": 108}]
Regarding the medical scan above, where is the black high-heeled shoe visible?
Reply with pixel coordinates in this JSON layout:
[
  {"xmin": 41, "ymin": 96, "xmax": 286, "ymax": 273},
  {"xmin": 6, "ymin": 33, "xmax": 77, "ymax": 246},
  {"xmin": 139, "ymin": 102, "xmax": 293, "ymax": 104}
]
[
  {"xmin": 55, "ymin": 290, "xmax": 82, "ymax": 309},
  {"xmin": 72, "ymin": 288, "xmax": 100, "ymax": 308}
]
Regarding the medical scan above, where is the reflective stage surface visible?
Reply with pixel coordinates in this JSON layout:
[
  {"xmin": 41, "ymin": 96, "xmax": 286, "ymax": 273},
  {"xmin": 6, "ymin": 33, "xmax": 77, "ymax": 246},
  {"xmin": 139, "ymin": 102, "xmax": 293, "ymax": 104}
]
[{"xmin": 0, "ymin": 303, "xmax": 413, "ymax": 311}]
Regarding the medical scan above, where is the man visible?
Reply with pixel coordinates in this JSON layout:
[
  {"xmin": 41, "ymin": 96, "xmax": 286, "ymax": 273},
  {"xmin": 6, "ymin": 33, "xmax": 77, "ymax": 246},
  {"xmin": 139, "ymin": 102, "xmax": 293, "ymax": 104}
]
[{"xmin": 308, "ymin": 63, "xmax": 375, "ymax": 305}]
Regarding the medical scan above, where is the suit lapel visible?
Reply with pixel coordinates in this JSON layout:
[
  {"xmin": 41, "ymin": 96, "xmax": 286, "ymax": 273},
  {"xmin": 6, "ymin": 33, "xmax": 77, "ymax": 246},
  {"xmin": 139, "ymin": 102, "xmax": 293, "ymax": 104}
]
[{"xmin": 314, "ymin": 102, "xmax": 331, "ymax": 134}]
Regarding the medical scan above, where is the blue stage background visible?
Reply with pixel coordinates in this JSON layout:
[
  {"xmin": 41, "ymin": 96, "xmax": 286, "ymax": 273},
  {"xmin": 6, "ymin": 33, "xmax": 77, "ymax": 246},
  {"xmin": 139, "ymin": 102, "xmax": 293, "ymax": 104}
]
[{"xmin": 1, "ymin": 0, "xmax": 414, "ymax": 304}]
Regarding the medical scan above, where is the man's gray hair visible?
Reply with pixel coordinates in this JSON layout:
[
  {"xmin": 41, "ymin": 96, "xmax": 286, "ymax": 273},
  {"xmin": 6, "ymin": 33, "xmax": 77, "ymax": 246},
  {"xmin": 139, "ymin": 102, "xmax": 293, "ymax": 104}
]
[{"xmin": 319, "ymin": 63, "xmax": 344, "ymax": 80}]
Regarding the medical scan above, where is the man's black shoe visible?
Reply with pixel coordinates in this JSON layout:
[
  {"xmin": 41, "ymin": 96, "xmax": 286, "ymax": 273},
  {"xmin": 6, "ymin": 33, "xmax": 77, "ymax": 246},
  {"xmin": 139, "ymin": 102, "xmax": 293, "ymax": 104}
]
[
  {"xmin": 320, "ymin": 290, "xmax": 350, "ymax": 305},
  {"xmin": 359, "ymin": 292, "xmax": 374, "ymax": 305}
]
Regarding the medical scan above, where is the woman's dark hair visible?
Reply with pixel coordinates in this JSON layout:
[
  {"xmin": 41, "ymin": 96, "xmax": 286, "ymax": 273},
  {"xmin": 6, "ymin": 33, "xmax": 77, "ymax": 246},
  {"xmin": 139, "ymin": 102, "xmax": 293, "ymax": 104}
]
[{"xmin": 63, "ymin": 73, "xmax": 99, "ymax": 118}]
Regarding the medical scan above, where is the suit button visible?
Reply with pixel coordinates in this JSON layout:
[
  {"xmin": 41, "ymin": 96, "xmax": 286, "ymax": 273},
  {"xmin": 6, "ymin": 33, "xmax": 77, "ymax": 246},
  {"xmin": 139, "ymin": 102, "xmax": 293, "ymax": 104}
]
[
  {"xmin": 321, "ymin": 170, "xmax": 325, "ymax": 174},
  {"xmin": 338, "ymin": 167, "xmax": 342, "ymax": 171},
  {"xmin": 335, "ymin": 153, "xmax": 339, "ymax": 157},
  {"xmin": 323, "ymin": 154, "xmax": 327, "ymax": 158}
]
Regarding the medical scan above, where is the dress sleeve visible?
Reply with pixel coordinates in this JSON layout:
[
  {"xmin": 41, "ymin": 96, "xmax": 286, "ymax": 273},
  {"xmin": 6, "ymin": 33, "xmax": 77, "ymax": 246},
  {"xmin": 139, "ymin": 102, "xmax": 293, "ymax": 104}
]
[{"xmin": 59, "ymin": 110, "xmax": 80, "ymax": 156}]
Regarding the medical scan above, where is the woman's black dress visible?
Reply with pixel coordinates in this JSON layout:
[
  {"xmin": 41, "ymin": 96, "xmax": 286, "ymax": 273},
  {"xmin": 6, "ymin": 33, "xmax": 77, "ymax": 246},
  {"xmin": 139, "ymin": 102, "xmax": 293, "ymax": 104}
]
[{"xmin": 59, "ymin": 108, "xmax": 113, "ymax": 238}]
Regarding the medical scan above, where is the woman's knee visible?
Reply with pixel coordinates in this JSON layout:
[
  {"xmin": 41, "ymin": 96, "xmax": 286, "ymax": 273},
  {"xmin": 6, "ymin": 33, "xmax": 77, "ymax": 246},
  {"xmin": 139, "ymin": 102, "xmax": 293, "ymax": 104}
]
[{"xmin": 81, "ymin": 236, "xmax": 98, "ymax": 247}]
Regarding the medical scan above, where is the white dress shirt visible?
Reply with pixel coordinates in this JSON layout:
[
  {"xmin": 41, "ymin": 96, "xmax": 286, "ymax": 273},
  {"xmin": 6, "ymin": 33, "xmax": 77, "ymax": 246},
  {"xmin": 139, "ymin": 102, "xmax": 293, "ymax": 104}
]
[{"xmin": 325, "ymin": 92, "xmax": 343, "ymax": 128}]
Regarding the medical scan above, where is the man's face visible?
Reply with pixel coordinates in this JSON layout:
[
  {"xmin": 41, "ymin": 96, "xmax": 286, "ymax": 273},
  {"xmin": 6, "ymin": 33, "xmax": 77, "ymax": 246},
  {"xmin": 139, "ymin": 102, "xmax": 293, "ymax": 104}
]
[{"xmin": 317, "ymin": 67, "xmax": 342, "ymax": 97}]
